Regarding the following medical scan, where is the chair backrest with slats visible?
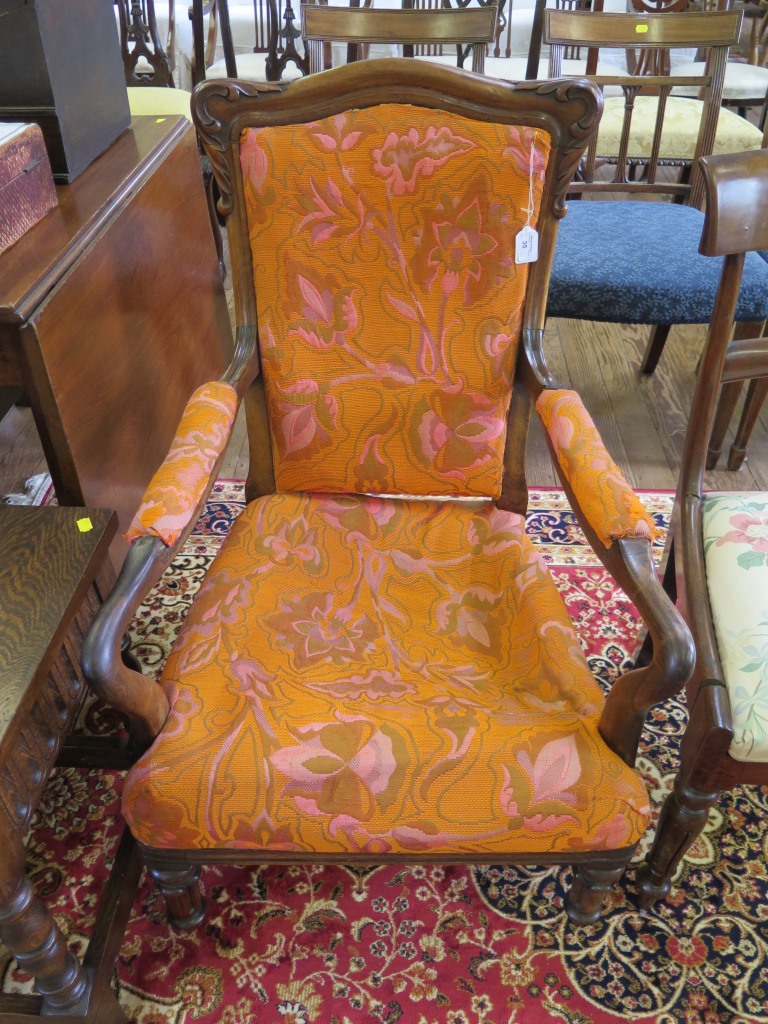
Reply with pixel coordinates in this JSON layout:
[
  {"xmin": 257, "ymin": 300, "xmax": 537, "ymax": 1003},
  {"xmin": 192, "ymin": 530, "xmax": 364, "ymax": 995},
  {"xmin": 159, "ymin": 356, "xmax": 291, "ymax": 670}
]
[
  {"xmin": 116, "ymin": 0, "xmax": 176, "ymax": 86},
  {"xmin": 403, "ymin": 0, "xmax": 499, "ymax": 68},
  {"xmin": 301, "ymin": 3, "xmax": 498, "ymax": 73},
  {"xmin": 545, "ymin": 8, "xmax": 742, "ymax": 207},
  {"xmin": 191, "ymin": 0, "xmax": 308, "ymax": 83},
  {"xmin": 493, "ymin": 0, "xmax": 601, "ymax": 78}
]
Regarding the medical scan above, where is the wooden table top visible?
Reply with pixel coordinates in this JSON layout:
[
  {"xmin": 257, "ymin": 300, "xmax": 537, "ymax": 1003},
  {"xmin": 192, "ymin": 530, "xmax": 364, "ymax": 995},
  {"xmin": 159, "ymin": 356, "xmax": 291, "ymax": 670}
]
[
  {"xmin": 0, "ymin": 115, "xmax": 186, "ymax": 326},
  {"xmin": 0, "ymin": 505, "xmax": 116, "ymax": 742}
]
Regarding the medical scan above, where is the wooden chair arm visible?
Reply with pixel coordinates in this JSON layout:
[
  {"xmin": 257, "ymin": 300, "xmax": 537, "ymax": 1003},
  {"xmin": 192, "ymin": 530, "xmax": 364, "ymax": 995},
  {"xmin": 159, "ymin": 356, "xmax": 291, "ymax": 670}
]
[
  {"xmin": 82, "ymin": 535, "xmax": 173, "ymax": 751},
  {"xmin": 526, "ymin": 381, "xmax": 695, "ymax": 767},
  {"xmin": 81, "ymin": 324, "xmax": 261, "ymax": 749},
  {"xmin": 597, "ymin": 537, "xmax": 695, "ymax": 767}
]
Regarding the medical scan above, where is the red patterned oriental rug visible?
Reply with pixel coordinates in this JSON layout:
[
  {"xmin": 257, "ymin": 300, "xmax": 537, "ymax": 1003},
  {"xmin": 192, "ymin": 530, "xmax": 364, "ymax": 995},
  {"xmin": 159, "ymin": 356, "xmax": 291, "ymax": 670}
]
[{"xmin": 3, "ymin": 484, "xmax": 768, "ymax": 1024}]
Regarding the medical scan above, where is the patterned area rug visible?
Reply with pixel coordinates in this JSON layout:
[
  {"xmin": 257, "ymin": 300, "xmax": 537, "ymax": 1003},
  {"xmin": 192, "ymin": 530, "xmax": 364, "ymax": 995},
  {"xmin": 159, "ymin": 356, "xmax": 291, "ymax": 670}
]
[{"xmin": 4, "ymin": 483, "xmax": 768, "ymax": 1024}]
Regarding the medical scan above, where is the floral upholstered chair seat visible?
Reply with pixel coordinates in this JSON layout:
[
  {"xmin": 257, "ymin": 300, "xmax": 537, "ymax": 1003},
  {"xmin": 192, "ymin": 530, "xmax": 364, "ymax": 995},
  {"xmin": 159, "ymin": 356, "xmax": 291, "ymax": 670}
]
[
  {"xmin": 123, "ymin": 491, "xmax": 651, "ymax": 853},
  {"xmin": 703, "ymin": 493, "xmax": 768, "ymax": 762}
]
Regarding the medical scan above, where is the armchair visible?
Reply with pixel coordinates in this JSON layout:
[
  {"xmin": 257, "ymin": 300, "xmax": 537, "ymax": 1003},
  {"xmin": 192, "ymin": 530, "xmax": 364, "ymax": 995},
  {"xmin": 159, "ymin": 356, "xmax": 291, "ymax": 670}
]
[
  {"xmin": 82, "ymin": 60, "xmax": 694, "ymax": 928},
  {"xmin": 636, "ymin": 147, "xmax": 768, "ymax": 907}
]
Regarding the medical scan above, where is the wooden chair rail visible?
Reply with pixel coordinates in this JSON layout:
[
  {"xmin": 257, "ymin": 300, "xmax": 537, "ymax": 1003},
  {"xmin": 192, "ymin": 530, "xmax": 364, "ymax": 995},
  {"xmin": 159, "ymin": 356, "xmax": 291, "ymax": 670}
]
[
  {"xmin": 301, "ymin": 4, "xmax": 498, "ymax": 46},
  {"xmin": 546, "ymin": 8, "xmax": 742, "ymax": 48}
]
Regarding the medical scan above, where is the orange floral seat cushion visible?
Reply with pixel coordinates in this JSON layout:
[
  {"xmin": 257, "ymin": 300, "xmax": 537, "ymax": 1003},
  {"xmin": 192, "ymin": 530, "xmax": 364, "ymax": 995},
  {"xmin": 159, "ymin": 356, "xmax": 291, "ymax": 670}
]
[
  {"xmin": 536, "ymin": 389, "xmax": 657, "ymax": 549},
  {"xmin": 123, "ymin": 493, "xmax": 650, "ymax": 855}
]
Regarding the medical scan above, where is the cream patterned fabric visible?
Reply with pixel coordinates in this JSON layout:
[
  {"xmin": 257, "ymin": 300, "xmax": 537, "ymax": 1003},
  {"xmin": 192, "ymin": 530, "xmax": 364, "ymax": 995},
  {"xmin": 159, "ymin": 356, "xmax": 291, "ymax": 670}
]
[
  {"xmin": 597, "ymin": 96, "xmax": 764, "ymax": 161},
  {"xmin": 673, "ymin": 61, "xmax": 768, "ymax": 103},
  {"xmin": 703, "ymin": 493, "xmax": 768, "ymax": 763},
  {"xmin": 484, "ymin": 56, "xmax": 627, "ymax": 94},
  {"xmin": 204, "ymin": 52, "xmax": 305, "ymax": 82}
]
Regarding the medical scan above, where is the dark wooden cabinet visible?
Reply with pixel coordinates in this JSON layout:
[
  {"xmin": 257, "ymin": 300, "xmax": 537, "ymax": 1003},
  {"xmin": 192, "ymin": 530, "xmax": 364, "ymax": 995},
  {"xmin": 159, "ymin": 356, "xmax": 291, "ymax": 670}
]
[
  {"xmin": 0, "ymin": 0, "xmax": 131, "ymax": 181},
  {"xmin": 0, "ymin": 115, "xmax": 234, "ymax": 565}
]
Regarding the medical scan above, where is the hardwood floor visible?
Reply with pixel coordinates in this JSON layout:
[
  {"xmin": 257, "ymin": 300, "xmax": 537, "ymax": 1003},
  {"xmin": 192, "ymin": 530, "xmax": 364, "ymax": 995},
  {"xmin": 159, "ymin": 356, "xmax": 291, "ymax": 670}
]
[{"xmin": 3, "ymin": 315, "xmax": 767, "ymax": 501}]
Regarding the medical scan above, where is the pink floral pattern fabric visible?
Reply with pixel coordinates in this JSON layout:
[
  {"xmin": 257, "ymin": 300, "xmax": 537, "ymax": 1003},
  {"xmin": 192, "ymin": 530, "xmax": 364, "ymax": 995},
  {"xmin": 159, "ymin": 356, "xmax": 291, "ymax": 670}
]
[
  {"xmin": 536, "ymin": 389, "xmax": 656, "ymax": 549},
  {"xmin": 125, "ymin": 382, "xmax": 238, "ymax": 547},
  {"xmin": 239, "ymin": 109, "xmax": 551, "ymax": 498},
  {"xmin": 703, "ymin": 492, "xmax": 768, "ymax": 762},
  {"xmin": 122, "ymin": 492, "xmax": 651, "ymax": 854}
]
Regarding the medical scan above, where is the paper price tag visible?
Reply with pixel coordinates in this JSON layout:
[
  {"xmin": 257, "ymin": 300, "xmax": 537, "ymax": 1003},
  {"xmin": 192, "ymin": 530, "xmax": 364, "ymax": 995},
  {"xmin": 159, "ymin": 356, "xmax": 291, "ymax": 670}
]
[{"xmin": 515, "ymin": 225, "xmax": 539, "ymax": 265}]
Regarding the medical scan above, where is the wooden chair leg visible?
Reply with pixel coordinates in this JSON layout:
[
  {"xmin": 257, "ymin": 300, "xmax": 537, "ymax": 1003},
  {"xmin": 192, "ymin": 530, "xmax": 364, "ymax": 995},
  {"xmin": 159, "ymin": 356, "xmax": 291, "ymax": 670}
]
[
  {"xmin": 145, "ymin": 860, "xmax": 206, "ymax": 930},
  {"xmin": 728, "ymin": 377, "xmax": 768, "ymax": 470},
  {"xmin": 708, "ymin": 321, "xmax": 764, "ymax": 469},
  {"xmin": 636, "ymin": 777, "xmax": 719, "ymax": 909},
  {"xmin": 566, "ymin": 849, "xmax": 635, "ymax": 925},
  {"xmin": 639, "ymin": 324, "xmax": 672, "ymax": 376},
  {"xmin": 707, "ymin": 380, "xmax": 743, "ymax": 470}
]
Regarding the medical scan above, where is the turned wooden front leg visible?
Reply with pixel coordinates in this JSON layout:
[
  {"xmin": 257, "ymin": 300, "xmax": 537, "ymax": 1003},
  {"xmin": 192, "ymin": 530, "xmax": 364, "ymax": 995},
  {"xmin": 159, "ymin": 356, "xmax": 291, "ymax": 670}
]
[
  {"xmin": 636, "ymin": 779, "xmax": 718, "ymax": 909},
  {"xmin": 0, "ymin": 833, "xmax": 90, "ymax": 1015},
  {"xmin": 145, "ymin": 858, "xmax": 206, "ymax": 930},
  {"xmin": 566, "ymin": 850, "xmax": 634, "ymax": 925}
]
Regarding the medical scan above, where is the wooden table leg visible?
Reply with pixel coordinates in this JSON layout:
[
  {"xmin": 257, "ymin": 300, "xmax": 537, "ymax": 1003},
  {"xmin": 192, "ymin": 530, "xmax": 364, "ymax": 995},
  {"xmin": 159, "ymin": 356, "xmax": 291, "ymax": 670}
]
[
  {"xmin": 0, "ymin": 830, "xmax": 129, "ymax": 1023},
  {"xmin": 0, "ymin": 834, "xmax": 90, "ymax": 1015}
]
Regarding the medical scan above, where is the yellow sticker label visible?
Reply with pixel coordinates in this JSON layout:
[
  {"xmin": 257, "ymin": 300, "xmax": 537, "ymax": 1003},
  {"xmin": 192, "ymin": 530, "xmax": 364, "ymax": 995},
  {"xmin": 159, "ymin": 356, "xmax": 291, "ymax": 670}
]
[
  {"xmin": 635, "ymin": 23, "xmax": 649, "ymax": 33},
  {"xmin": 155, "ymin": 117, "xmax": 167, "ymax": 123},
  {"xmin": 76, "ymin": 517, "xmax": 93, "ymax": 533}
]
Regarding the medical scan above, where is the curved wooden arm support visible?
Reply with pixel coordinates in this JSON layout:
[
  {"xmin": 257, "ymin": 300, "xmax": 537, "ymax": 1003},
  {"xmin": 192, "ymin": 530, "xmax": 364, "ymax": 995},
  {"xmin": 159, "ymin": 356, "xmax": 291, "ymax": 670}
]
[
  {"xmin": 598, "ymin": 537, "xmax": 695, "ymax": 765},
  {"xmin": 519, "ymin": 353, "xmax": 695, "ymax": 765},
  {"xmin": 223, "ymin": 323, "xmax": 261, "ymax": 396},
  {"xmin": 522, "ymin": 327, "xmax": 561, "ymax": 391},
  {"xmin": 82, "ymin": 536, "xmax": 173, "ymax": 751},
  {"xmin": 83, "ymin": 324, "xmax": 261, "ymax": 749}
]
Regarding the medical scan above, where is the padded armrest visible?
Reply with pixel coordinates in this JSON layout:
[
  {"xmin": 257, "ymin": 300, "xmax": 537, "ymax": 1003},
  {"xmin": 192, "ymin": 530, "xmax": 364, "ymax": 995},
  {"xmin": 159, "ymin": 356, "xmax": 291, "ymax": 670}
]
[
  {"xmin": 125, "ymin": 380, "xmax": 239, "ymax": 546},
  {"xmin": 536, "ymin": 389, "xmax": 657, "ymax": 549}
]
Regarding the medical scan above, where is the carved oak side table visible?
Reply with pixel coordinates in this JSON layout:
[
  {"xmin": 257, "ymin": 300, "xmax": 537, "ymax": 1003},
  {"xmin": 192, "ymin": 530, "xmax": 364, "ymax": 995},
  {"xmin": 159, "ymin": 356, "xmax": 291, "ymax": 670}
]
[{"xmin": 0, "ymin": 505, "xmax": 138, "ymax": 1023}]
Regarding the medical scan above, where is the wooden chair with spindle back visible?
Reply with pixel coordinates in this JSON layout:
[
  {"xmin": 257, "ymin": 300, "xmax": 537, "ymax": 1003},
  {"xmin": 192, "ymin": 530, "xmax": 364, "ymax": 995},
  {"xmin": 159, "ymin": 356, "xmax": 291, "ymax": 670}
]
[
  {"xmin": 542, "ymin": 8, "xmax": 768, "ymax": 383},
  {"xmin": 636, "ymin": 147, "xmax": 768, "ymax": 909}
]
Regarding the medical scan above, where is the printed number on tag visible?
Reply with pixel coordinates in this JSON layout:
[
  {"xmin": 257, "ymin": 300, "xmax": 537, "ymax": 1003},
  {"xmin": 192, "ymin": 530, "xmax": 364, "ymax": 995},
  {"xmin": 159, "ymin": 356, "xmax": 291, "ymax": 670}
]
[{"xmin": 515, "ymin": 226, "xmax": 539, "ymax": 264}]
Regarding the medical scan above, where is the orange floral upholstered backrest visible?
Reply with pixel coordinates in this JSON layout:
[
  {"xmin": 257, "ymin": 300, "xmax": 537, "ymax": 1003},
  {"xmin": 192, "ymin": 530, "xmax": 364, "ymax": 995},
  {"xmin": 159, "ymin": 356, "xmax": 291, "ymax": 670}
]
[{"xmin": 240, "ymin": 105, "xmax": 551, "ymax": 498}]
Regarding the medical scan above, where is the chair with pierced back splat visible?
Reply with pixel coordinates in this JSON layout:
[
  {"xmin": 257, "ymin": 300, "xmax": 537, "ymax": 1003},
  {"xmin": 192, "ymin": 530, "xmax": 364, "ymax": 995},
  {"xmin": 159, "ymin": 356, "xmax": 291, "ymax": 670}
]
[
  {"xmin": 635, "ymin": 148, "xmax": 768, "ymax": 908},
  {"xmin": 81, "ymin": 60, "xmax": 694, "ymax": 928},
  {"xmin": 116, "ymin": 0, "xmax": 176, "ymax": 87},
  {"xmin": 544, "ymin": 8, "xmax": 768, "ymax": 379},
  {"xmin": 190, "ymin": 0, "xmax": 308, "ymax": 84}
]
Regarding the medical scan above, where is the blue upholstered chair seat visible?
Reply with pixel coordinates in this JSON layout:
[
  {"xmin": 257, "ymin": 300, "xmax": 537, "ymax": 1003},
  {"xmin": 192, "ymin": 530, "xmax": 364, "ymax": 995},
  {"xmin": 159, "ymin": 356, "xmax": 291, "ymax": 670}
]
[{"xmin": 548, "ymin": 201, "xmax": 768, "ymax": 324}]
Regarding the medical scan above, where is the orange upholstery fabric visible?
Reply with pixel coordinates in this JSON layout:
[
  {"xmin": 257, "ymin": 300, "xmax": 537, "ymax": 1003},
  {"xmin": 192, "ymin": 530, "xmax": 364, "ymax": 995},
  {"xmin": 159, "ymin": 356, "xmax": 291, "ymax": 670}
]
[
  {"xmin": 536, "ymin": 390, "xmax": 657, "ymax": 549},
  {"xmin": 240, "ymin": 108, "xmax": 551, "ymax": 499},
  {"xmin": 123, "ymin": 492, "xmax": 651, "ymax": 854},
  {"xmin": 125, "ymin": 382, "xmax": 238, "ymax": 547}
]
